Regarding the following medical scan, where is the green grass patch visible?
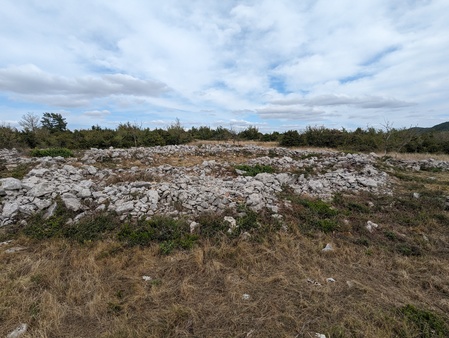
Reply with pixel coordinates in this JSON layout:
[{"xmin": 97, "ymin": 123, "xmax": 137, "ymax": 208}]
[
  {"xmin": 399, "ymin": 304, "xmax": 449, "ymax": 337},
  {"xmin": 117, "ymin": 216, "xmax": 198, "ymax": 254},
  {"xmin": 0, "ymin": 161, "xmax": 33, "ymax": 179},
  {"xmin": 30, "ymin": 148, "xmax": 74, "ymax": 158},
  {"xmin": 283, "ymin": 193, "xmax": 341, "ymax": 233},
  {"xmin": 23, "ymin": 201, "xmax": 121, "ymax": 242},
  {"xmin": 234, "ymin": 164, "xmax": 275, "ymax": 176}
]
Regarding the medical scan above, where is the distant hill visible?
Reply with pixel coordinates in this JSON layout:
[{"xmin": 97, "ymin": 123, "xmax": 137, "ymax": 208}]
[
  {"xmin": 430, "ymin": 121, "xmax": 449, "ymax": 131},
  {"xmin": 410, "ymin": 121, "xmax": 449, "ymax": 133}
]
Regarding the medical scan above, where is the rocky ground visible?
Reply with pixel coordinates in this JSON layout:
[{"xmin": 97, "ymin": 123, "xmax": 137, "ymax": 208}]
[{"xmin": 1, "ymin": 144, "xmax": 448, "ymax": 228}]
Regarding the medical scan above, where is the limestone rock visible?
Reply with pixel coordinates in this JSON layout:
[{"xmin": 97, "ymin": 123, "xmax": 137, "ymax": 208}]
[
  {"xmin": 61, "ymin": 193, "xmax": 82, "ymax": 212},
  {"xmin": 0, "ymin": 178, "xmax": 22, "ymax": 190},
  {"xmin": 2, "ymin": 202, "xmax": 19, "ymax": 218}
]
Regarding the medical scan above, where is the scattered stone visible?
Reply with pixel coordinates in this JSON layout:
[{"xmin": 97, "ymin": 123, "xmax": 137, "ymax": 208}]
[
  {"xmin": 307, "ymin": 278, "xmax": 322, "ymax": 286},
  {"xmin": 6, "ymin": 323, "xmax": 28, "ymax": 338},
  {"xmin": 413, "ymin": 192, "xmax": 420, "ymax": 199},
  {"xmin": 5, "ymin": 246, "xmax": 27, "ymax": 254},
  {"xmin": 242, "ymin": 293, "xmax": 251, "ymax": 300},
  {"xmin": 366, "ymin": 221, "xmax": 379, "ymax": 233},
  {"xmin": 315, "ymin": 333, "xmax": 326, "ymax": 338},
  {"xmin": 0, "ymin": 240, "xmax": 13, "ymax": 246},
  {"xmin": 190, "ymin": 221, "xmax": 200, "ymax": 234},
  {"xmin": 44, "ymin": 202, "xmax": 58, "ymax": 219},
  {"xmin": 326, "ymin": 278, "xmax": 336, "ymax": 283},
  {"xmin": 142, "ymin": 276, "xmax": 152, "ymax": 281},
  {"xmin": 224, "ymin": 216, "xmax": 237, "ymax": 233},
  {"xmin": 322, "ymin": 243, "xmax": 334, "ymax": 252},
  {"xmin": 241, "ymin": 231, "xmax": 251, "ymax": 240}
]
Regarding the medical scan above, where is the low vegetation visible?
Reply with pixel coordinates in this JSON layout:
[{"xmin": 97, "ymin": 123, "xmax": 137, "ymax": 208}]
[
  {"xmin": 29, "ymin": 147, "xmax": 74, "ymax": 158},
  {"xmin": 234, "ymin": 164, "xmax": 275, "ymax": 176},
  {"xmin": 2, "ymin": 112, "xmax": 449, "ymax": 154}
]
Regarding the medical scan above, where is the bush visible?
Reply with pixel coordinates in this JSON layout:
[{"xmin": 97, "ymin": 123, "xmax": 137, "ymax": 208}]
[
  {"xmin": 280, "ymin": 130, "xmax": 301, "ymax": 147},
  {"xmin": 234, "ymin": 164, "xmax": 275, "ymax": 176},
  {"xmin": 30, "ymin": 148, "xmax": 74, "ymax": 158},
  {"xmin": 399, "ymin": 304, "xmax": 449, "ymax": 337},
  {"xmin": 117, "ymin": 216, "xmax": 198, "ymax": 254}
]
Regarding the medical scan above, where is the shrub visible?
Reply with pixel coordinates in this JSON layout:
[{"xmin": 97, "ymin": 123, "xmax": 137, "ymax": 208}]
[
  {"xmin": 234, "ymin": 164, "xmax": 275, "ymax": 176},
  {"xmin": 30, "ymin": 148, "xmax": 74, "ymax": 158},
  {"xmin": 117, "ymin": 216, "xmax": 198, "ymax": 254},
  {"xmin": 399, "ymin": 304, "xmax": 449, "ymax": 337}
]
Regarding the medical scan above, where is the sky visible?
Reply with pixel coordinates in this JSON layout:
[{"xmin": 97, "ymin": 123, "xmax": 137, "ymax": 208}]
[{"xmin": 0, "ymin": 0, "xmax": 448, "ymax": 133}]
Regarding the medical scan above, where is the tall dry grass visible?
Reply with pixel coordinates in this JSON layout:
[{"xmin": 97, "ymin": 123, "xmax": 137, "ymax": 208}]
[{"xmin": 2, "ymin": 227, "xmax": 449, "ymax": 337}]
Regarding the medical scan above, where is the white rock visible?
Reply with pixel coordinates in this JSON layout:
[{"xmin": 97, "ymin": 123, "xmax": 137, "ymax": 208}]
[
  {"xmin": 241, "ymin": 231, "xmax": 251, "ymax": 240},
  {"xmin": 315, "ymin": 333, "xmax": 326, "ymax": 338},
  {"xmin": 147, "ymin": 190, "xmax": 160, "ymax": 204},
  {"xmin": 0, "ymin": 178, "xmax": 22, "ymax": 190},
  {"xmin": 190, "ymin": 221, "xmax": 200, "ymax": 234},
  {"xmin": 115, "ymin": 201, "xmax": 135, "ymax": 214},
  {"xmin": 77, "ymin": 188, "xmax": 92, "ymax": 198},
  {"xmin": 2, "ymin": 202, "xmax": 19, "ymax": 218},
  {"xmin": 61, "ymin": 193, "xmax": 82, "ymax": 212},
  {"xmin": 142, "ymin": 276, "xmax": 152, "ymax": 281},
  {"xmin": 5, "ymin": 246, "xmax": 27, "ymax": 254},
  {"xmin": 413, "ymin": 192, "xmax": 420, "ymax": 199},
  {"xmin": 7, "ymin": 323, "xmax": 28, "ymax": 338},
  {"xmin": 34, "ymin": 198, "xmax": 52, "ymax": 210},
  {"xmin": 44, "ymin": 202, "xmax": 58, "ymax": 219},
  {"xmin": 366, "ymin": 221, "xmax": 379, "ymax": 233},
  {"xmin": 322, "ymin": 243, "xmax": 334, "ymax": 252},
  {"xmin": 357, "ymin": 177, "xmax": 378, "ymax": 188},
  {"xmin": 28, "ymin": 182, "xmax": 54, "ymax": 197},
  {"xmin": 326, "ymin": 278, "xmax": 336, "ymax": 283},
  {"xmin": 27, "ymin": 168, "xmax": 49, "ymax": 177},
  {"xmin": 242, "ymin": 293, "xmax": 251, "ymax": 300},
  {"xmin": 308, "ymin": 180, "xmax": 324, "ymax": 192},
  {"xmin": 255, "ymin": 173, "xmax": 275, "ymax": 184},
  {"xmin": 0, "ymin": 240, "xmax": 13, "ymax": 246},
  {"xmin": 224, "ymin": 216, "xmax": 237, "ymax": 233}
]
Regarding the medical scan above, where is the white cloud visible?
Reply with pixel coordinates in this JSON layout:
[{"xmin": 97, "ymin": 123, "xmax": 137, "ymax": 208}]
[
  {"xmin": 0, "ymin": 0, "xmax": 448, "ymax": 130},
  {"xmin": 83, "ymin": 110, "xmax": 111, "ymax": 118},
  {"xmin": 0, "ymin": 64, "xmax": 169, "ymax": 107}
]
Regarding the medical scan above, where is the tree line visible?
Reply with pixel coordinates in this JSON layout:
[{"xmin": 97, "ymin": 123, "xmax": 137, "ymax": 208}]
[{"xmin": 1, "ymin": 112, "xmax": 449, "ymax": 154}]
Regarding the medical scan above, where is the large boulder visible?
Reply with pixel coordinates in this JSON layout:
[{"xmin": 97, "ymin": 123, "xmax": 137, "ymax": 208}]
[{"xmin": 0, "ymin": 178, "xmax": 22, "ymax": 190}]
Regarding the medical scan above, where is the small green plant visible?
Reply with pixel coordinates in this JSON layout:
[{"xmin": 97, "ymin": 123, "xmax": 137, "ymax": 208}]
[
  {"xmin": 23, "ymin": 201, "xmax": 74, "ymax": 239},
  {"xmin": 0, "ymin": 161, "xmax": 32, "ymax": 179},
  {"xmin": 396, "ymin": 243, "xmax": 422, "ymax": 256},
  {"xmin": 384, "ymin": 230, "xmax": 398, "ymax": 241},
  {"xmin": 30, "ymin": 148, "xmax": 74, "ymax": 158},
  {"xmin": 234, "ymin": 164, "xmax": 275, "ymax": 176},
  {"xmin": 159, "ymin": 240, "xmax": 176, "ymax": 255},
  {"xmin": 399, "ymin": 304, "xmax": 449, "ymax": 337},
  {"xmin": 107, "ymin": 302, "xmax": 123, "ymax": 315},
  {"xmin": 117, "ymin": 216, "xmax": 198, "ymax": 254},
  {"xmin": 313, "ymin": 219, "xmax": 339, "ymax": 233}
]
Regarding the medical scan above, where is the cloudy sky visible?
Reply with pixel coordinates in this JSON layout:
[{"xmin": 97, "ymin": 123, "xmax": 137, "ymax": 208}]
[{"xmin": 0, "ymin": 0, "xmax": 448, "ymax": 132}]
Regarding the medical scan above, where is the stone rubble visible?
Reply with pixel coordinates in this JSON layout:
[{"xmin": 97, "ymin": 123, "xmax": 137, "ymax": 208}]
[{"xmin": 1, "ymin": 144, "xmax": 433, "ymax": 226}]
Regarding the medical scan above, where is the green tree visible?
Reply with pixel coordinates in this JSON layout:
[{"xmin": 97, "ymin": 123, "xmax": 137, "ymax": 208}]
[
  {"xmin": 239, "ymin": 126, "xmax": 261, "ymax": 140},
  {"xmin": 41, "ymin": 112, "xmax": 68, "ymax": 133},
  {"xmin": 280, "ymin": 130, "xmax": 301, "ymax": 147}
]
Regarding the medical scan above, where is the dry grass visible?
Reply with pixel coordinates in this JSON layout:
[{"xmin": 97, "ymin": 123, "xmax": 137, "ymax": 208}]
[{"xmin": 2, "ymin": 222, "xmax": 449, "ymax": 337}]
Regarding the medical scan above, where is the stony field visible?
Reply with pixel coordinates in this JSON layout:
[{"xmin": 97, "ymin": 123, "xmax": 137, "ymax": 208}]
[{"xmin": 1, "ymin": 144, "xmax": 449, "ymax": 337}]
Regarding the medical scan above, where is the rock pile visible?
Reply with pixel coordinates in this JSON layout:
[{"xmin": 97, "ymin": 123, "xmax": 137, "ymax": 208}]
[{"xmin": 0, "ymin": 145, "xmax": 410, "ymax": 226}]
